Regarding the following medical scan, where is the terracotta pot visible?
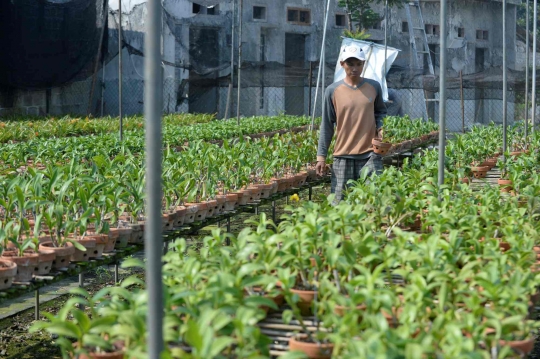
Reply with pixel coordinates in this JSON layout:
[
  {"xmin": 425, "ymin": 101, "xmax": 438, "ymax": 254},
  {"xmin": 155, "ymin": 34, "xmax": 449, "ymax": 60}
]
[
  {"xmin": 372, "ymin": 138, "xmax": 392, "ymax": 155},
  {"xmin": 214, "ymin": 195, "xmax": 227, "ymax": 215},
  {"xmin": 184, "ymin": 203, "xmax": 199, "ymax": 224},
  {"xmin": 113, "ymin": 227, "xmax": 132, "ymax": 249},
  {"xmin": 35, "ymin": 248, "xmax": 56, "ymax": 276},
  {"xmin": 293, "ymin": 172, "xmax": 309, "ymax": 188},
  {"xmin": 84, "ymin": 234, "xmax": 108, "ymax": 259},
  {"xmin": 275, "ymin": 178, "xmax": 288, "ymax": 193},
  {"xmin": 460, "ymin": 177, "xmax": 470, "ymax": 184},
  {"xmin": 70, "ymin": 237, "xmax": 97, "ymax": 262},
  {"xmin": 0, "ymin": 260, "xmax": 17, "ymax": 290},
  {"xmin": 290, "ymin": 288, "xmax": 316, "ymax": 316},
  {"xmin": 186, "ymin": 202, "xmax": 208, "ymax": 222},
  {"xmin": 258, "ymin": 183, "xmax": 274, "ymax": 199},
  {"xmin": 306, "ymin": 168, "xmax": 317, "ymax": 182},
  {"xmin": 289, "ymin": 335, "xmax": 333, "ymax": 359},
  {"xmin": 221, "ymin": 193, "xmax": 238, "ymax": 212},
  {"xmin": 247, "ymin": 186, "xmax": 262, "ymax": 202},
  {"xmin": 39, "ymin": 242, "xmax": 75, "ymax": 270},
  {"xmin": 204, "ymin": 200, "xmax": 217, "ymax": 219},
  {"xmin": 127, "ymin": 223, "xmax": 144, "ymax": 244},
  {"xmin": 230, "ymin": 189, "xmax": 249, "ymax": 206},
  {"xmin": 498, "ymin": 178, "xmax": 513, "ymax": 193},
  {"xmin": 2, "ymin": 251, "xmax": 40, "ymax": 282},
  {"xmin": 270, "ymin": 180, "xmax": 279, "ymax": 194},
  {"xmin": 499, "ymin": 337, "xmax": 534, "ymax": 355},
  {"xmin": 510, "ymin": 151, "xmax": 523, "ymax": 157},
  {"xmin": 471, "ymin": 166, "xmax": 490, "ymax": 179},
  {"xmin": 71, "ymin": 343, "xmax": 124, "ymax": 359},
  {"xmin": 174, "ymin": 206, "xmax": 187, "ymax": 227}
]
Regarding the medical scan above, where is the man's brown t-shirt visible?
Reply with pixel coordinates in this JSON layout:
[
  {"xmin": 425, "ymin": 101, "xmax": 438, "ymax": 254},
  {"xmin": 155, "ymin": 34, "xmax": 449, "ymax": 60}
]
[{"xmin": 317, "ymin": 79, "xmax": 387, "ymax": 161}]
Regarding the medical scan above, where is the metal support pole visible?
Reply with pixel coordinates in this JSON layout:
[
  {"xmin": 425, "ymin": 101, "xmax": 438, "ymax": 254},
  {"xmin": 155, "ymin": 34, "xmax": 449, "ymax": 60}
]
[
  {"xmin": 225, "ymin": 0, "xmax": 235, "ymax": 120},
  {"xmin": 308, "ymin": 61, "xmax": 313, "ymax": 116},
  {"xmin": 460, "ymin": 71, "xmax": 465, "ymax": 133},
  {"xmin": 145, "ymin": 0, "xmax": 164, "ymax": 357},
  {"xmin": 35, "ymin": 289, "xmax": 39, "ymax": 321},
  {"xmin": 101, "ymin": 60, "xmax": 106, "ymax": 117},
  {"xmin": 78, "ymin": 273, "xmax": 84, "ymax": 310},
  {"xmin": 163, "ymin": 242, "xmax": 168, "ymax": 255},
  {"xmin": 533, "ymin": 0, "xmax": 538, "ymax": 132},
  {"xmin": 226, "ymin": 217, "xmax": 231, "ymax": 233},
  {"xmin": 272, "ymin": 200, "xmax": 276, "ymax": 223},
  {"xmin": 236, "ymin": 0, "xmax": 243, "ymax": 125},
  {"xmin": 309, "ymin": 185, "xmax": 313, "ymax": 201},
  {"xmin": 310, "ymin": 0, "xmax": 332, "ymax": 130},
  {"xmin": 503, "ymin": 0, "xmax": 508, "ymax": 154},
  {"xmin": 119, "ymin": 0, "xmax": 124, "ymax": 141},
  {"xmin": 437, "ymin": 0, "xmax": 447, "ymax": 188},
  {"xmin": 384, "ymin": 0, "xmax": 388, "ymax": 82},
  {"xmin": 525, "ymin": 0, "xmax": 530, "ymax": 141},
  {"xmin": 254, "ymin": 205, "xmax": 259, "ymax": 215},
  {"xmin": 114, "ymin": 263, "xmax": 119, "ymax": 284}
]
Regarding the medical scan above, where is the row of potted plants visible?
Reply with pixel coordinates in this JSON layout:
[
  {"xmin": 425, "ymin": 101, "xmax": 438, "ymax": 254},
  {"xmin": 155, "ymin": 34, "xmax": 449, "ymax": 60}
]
[
  {"xmin": 28, "ymin": 123, "xmax": 540, "ymax": 358},
  {"xmin": 371, "ymin": 116, "xmax": 439, "ymax": 156},
  {"xmin": 0, "ymin": 113, "xmax": 215, "ymax": 144}
]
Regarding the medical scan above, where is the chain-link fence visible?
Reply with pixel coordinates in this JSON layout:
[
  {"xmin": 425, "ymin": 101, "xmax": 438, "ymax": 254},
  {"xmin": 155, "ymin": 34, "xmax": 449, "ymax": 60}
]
[{"xmin": 0, "ymin": 0, "xmax": 533, "ymax": 133}]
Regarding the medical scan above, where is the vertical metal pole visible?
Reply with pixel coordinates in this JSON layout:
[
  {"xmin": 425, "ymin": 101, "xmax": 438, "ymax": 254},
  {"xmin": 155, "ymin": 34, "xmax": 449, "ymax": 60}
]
[
  {"xmin": 225, "ymin": 0, "xmax": 236, "ymax": 120},
  {"xmin": 310, "ymin": 0, "xmax": 332, "ymax": 130},
  {"xmin": 35, "ymin": 289, "xmax": 39, "ymax": 321},
  {"xmin": 533, "ymin": 0, "xmax": 538, "ymax": 132},
  {"xmin": 384, "ymin": 0, "xmax": 388, "ymax": 82},
  {"xmin": 272, "ymin": 200, "xmax": 276, "ymax": 222},
  {"xmin": 78, "ymin": 273, "xmax": 85, "ymax": 310},
  {"xmin": 525, "ymin": 0, "xmax": 530, "ymax": 141},
  {"xmin": 236, "ymin": 0, "xmax": 243, "ymax": 125},
  {"xmin": 308, "ymin": 185, "xmax": 312, "ymax": 201},
  {"xmin": 101, "ymin": 61, "xmax": 106, "ymax": 117},
  {"xmin": 145, "ymin": 0, "xmax": 164, "ymax": 356},
  {"xmin": 460, "ymin": 70, "xmax": 465, "ymax": 132},
  {"xmin": 308, "ymin": 61, "xmax": 313, "ymax": 116},
  {"xmin": 503, "ymin": 0, "xmax": 508, "ymax": 154},
  {"xmin": 114, "ymin": 263, "xmax": 119, "ymax": 284},
  {"xmin": 119, "ymin": 0, "xmax": 124, "ymax": 141},
  {"xmin": 437, "ymin": 0, "xmax": 447, "ymax": 188}
]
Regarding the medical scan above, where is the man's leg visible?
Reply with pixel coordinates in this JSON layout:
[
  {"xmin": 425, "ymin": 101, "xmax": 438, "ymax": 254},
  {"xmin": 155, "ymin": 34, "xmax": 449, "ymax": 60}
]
[
  {"xmin": 331, "ymin": 158, "xmax": 356, "ymax": 204},
  {"xmin": 359, "ymin": 153, "xmax": 384, "ymax": 178}
]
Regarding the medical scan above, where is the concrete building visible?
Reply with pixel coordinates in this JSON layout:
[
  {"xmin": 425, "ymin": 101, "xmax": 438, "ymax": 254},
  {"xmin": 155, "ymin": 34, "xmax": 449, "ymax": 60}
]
[{"xmin": 0, "ymin": 0, "xmax": 532, "ymax": 125}]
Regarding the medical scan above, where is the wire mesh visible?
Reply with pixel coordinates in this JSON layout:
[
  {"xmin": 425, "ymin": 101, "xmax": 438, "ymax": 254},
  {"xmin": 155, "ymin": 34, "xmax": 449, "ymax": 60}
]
[{"xmin": 0, "ymin": 0, "xmax": 533, "ymax": 134}]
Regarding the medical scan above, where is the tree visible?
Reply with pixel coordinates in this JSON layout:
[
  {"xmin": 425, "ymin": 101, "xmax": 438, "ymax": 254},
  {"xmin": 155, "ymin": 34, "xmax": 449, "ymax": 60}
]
[{"xmin": 339, "ymin": 0, "xmax": 406, "ymax": 32}]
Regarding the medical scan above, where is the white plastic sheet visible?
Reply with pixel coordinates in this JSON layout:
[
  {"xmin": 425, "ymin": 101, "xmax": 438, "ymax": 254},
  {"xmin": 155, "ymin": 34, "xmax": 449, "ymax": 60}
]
[{"xmin": 334, "ymin": 38, "xmax": 400, "ymax": 102}]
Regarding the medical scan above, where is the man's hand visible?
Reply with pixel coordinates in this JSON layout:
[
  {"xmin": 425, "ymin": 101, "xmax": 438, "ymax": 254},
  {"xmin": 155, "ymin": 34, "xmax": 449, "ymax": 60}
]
[{"xmin": 315, "ymin": 160, "xmax": 326, "ymax": 176}]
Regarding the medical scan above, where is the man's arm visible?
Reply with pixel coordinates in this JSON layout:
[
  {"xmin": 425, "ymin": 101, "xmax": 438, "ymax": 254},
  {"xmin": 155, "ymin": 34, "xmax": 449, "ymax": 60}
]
[
  {"xmin": 373, "ymin": 82, "xmax": 387, "ymax": 130},
  {"xmin": 316, "ymin": 86, "xmax": 337, "ymax": 162}
]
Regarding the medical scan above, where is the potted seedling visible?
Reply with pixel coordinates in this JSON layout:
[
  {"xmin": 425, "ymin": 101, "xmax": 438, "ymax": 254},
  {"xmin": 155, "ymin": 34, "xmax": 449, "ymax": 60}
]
[
  {"xmin": 30, "ymin": 287, "xmax": 123, "ymax": 359},
  {"xmin": 0, "ymin": 220, "xmax": 39, "ymax": 282}
]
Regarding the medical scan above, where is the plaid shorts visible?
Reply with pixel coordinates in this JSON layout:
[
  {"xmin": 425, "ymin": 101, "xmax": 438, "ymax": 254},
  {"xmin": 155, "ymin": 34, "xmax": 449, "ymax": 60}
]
[{"xmin": 331, "ymin": 154, "xmax": 383, "ymax": 203}]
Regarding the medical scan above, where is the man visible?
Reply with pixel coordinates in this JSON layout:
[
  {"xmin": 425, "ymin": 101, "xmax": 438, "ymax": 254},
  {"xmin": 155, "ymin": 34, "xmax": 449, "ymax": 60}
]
[
  {"xmin": 315, "ymin": 44, "xmax": 387, "ymax": 203},
  {"xmin": 386, "ymin": 88, "xmax": 404, "ymax": 117}
]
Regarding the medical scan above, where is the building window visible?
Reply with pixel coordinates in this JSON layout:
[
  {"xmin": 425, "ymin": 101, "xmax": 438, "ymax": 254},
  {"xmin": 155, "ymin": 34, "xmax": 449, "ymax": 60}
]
[
  {"xmin": 287, "ymin": 8, "xmax": 311, "ymax": 25},
  {"xmin": 207, "ymin": 5, "xmax": 218, "ymax": 15},
  {"xmin": 192, "ymin": 3, "xmax": 201, "ymax": 14},
  {"xmin": 402, "ymin": 21, "xmax": 409, "ymax": 33},
  {"xmin": 476, "ymin": 29, "xmax": 489, "ymax": 40},
  {"xmin": 425, "ymin": 24, "xmax": 440, "ymax": 36},
  {"xmin": 457, "ymin": 27, "xmax": 465, "ymax": 38},
  {"xmin": 335, "ymin": 14, "xmax": 346, "ymax": 27},
  {"xmin": 253, "ymin": 6, "xmax": 266, "ymax": 20},
  {"xmin": 370, "ymin": 20, "xmax": 381, "ymax": 30}
]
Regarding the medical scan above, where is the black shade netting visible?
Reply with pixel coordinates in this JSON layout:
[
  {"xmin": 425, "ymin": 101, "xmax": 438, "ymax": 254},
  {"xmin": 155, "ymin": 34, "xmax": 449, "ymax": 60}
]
[{"xmin": 0, "ymin": 0, "xmax": 107, "ymax": 90}]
